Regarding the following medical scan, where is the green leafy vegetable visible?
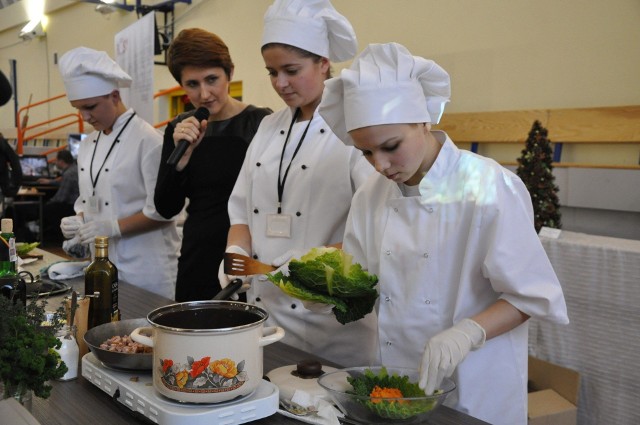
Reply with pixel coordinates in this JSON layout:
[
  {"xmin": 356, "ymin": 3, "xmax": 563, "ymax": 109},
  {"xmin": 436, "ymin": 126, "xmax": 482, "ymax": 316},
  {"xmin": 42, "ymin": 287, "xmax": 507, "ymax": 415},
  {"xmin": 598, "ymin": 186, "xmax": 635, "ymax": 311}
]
[
  {"xmin": 266, "ymin": 247, "xmax": 378, "ymax": 324},
  {"xmin": 16, "ymin": 242, "xmax": 40, "ymax": 256},
  {"xmin": 267, "ymin": 276, "xmax": 349, "ymax": 312},
  {"xmin": 347, "ymin": 367, "xmax": 442, "ymax": 420},
  {"xmin": 0, "ymin": 296, "xmax": 68, "ymax": 399},
  {"xmin": 289, "ymin": 248, "xmax": 378, "ymax": 298}
]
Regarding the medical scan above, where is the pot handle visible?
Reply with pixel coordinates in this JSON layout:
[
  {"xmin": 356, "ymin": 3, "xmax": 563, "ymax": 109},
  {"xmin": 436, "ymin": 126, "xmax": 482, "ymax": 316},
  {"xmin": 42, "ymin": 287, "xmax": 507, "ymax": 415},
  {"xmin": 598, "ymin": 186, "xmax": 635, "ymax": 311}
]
[
  {"xmin": 130, "ymin": 326, "xmax": 154, "ymax": 347},
  {"xmin": 259, "ymin": 326, "xmax": 285, "ymax": 347}
]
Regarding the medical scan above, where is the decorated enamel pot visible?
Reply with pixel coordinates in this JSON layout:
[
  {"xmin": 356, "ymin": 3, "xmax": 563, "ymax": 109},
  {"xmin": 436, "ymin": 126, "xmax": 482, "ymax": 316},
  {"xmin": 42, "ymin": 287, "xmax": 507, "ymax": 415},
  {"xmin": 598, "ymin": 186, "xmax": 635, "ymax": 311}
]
[{"xmin": 130, "ymin": 300, "xmax": 285, "ymax": 403}]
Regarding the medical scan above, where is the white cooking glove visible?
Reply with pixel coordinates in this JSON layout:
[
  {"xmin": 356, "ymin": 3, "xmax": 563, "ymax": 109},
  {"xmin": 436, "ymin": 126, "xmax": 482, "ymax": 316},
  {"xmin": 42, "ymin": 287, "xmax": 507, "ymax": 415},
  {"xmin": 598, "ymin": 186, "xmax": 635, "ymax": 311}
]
[
  {"xmin": 217, "ymin": 245, "xmax": 250, "ymax": 300},
  {"xmin": 60, "ymin": 215, "xmax": 83, "ymax": 239},
  {"xmin": 419, "ymin": 318, "xmax": 486, "ymax": 395},
  {"xmin": 78, "ymin": 219, "xmax": 121, "ymax": 245},
  {"xmin": 272, "ymin": 248, "xmax": 307, "ymax": 273},
  {"xmin": 301, "ymin": 300, "xmax": 334, "ymax": 314}
]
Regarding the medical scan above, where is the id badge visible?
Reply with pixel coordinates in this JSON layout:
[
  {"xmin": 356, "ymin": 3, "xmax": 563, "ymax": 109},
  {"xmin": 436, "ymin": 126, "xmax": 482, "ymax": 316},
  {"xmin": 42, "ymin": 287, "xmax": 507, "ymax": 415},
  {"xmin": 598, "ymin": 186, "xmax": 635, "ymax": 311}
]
[
  {"xmin": 87, "ymin": 195, "xmax": 101, "ymax": 214},
  {"xmin": 266, "ymin": 213, "xmax": 292, "ymax": 238}
]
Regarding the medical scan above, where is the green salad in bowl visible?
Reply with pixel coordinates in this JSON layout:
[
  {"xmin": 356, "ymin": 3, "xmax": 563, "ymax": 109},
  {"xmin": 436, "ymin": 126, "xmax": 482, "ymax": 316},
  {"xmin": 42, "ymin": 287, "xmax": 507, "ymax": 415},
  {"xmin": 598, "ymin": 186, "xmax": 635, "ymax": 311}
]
[{"xmin": 318, "ymin": 366, "xmax": 455, "ymax": 424}]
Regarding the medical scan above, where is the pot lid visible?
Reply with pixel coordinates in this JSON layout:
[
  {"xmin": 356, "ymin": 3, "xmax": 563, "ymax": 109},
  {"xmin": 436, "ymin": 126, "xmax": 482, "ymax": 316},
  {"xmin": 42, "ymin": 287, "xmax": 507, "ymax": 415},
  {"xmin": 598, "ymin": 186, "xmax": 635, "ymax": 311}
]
[{"xmin": 266, "ymin": 360, "xmax": 338, "ymax": 402}]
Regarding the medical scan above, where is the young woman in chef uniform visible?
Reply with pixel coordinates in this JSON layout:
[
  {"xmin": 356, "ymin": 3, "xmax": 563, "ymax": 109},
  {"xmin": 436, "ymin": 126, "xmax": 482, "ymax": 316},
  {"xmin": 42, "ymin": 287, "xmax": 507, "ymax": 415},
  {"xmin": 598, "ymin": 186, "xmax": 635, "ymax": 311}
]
[
  {"xmin": 318, "ymin": 43, "xmax": 569, "ymax": 425},
  {"xmin": 58, "ymin": 47, "xmax": 180, "ymax": 299},
  {"xmin": 218, "ymin": 0, "xmax": 377, "ymax": 366}
]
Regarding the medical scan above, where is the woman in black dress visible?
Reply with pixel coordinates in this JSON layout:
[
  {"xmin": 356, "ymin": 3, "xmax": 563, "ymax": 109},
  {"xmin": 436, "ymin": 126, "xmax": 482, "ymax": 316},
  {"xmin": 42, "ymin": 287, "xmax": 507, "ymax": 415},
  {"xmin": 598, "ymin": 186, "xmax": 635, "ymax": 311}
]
[{"xmin": 155, "ymin": 28, "xmax": 271, "ymax": 301}]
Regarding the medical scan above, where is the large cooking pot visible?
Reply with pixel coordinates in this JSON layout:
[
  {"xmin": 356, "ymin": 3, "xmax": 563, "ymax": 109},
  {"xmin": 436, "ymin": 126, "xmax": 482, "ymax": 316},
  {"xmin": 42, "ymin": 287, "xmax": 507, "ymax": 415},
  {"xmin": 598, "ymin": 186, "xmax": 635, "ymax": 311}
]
[{"xmin": 130, "ymin": 300, "xmax": 285, "ymax": 403}]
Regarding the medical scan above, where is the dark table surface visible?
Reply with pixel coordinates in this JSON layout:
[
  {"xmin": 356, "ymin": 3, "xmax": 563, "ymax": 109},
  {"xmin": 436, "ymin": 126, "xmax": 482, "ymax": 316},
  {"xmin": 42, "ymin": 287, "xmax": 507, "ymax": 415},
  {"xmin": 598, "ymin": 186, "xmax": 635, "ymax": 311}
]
[{"xmin": 31, "ymin": 280, "xmax": 489, "ymax": 425}]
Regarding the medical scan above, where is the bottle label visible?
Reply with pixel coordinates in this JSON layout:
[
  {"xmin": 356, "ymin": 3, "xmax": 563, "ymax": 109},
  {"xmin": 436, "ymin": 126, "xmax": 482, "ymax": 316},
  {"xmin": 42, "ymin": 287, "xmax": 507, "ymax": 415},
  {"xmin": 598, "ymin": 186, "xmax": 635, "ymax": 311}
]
[
  {"xmin": 0, "ymin": 235, "xmax": 17, "ymax": 277},
  {"xmin": 111, "ymin": 279, "xmax": 119, "ymax": 321},
  {"xmin": 8, "ymin": 237, "xmax": 16, "ymax": 262}
]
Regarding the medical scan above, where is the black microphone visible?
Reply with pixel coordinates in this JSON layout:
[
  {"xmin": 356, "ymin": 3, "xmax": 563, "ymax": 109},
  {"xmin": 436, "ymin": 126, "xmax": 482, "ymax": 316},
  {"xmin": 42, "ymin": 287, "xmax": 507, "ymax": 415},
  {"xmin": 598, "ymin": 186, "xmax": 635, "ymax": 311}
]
[{"xmin": 166, "ymin": 106, "xmax": 210, "ymax": 166}]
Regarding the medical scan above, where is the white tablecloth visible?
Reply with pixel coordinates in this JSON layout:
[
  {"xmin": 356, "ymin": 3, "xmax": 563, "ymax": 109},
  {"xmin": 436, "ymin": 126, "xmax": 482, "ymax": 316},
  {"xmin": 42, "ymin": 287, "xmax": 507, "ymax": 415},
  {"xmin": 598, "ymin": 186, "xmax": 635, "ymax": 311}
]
[{"xmin": 529, "ymin": 230, "xmax": 640, "ymax": 425}]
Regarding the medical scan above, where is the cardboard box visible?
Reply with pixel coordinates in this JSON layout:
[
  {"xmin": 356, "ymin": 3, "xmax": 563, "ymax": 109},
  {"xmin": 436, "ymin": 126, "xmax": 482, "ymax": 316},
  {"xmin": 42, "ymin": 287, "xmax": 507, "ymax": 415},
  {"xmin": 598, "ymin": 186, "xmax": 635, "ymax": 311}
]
[{"xmin": 528, "ymin": 356, "xmax": 580, "ymax": 425}]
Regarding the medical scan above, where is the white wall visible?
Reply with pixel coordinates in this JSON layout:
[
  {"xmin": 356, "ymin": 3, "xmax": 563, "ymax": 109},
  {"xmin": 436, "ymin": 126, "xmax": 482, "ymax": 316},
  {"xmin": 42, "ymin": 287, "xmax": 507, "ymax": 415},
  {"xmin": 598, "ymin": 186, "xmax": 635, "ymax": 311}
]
[
  {"xmin": 1, "ymin": 0, "xmax": 639, "ymax": 129},
  {"xmin": 1, "ymin": 0, "xmax": 639, "ymax": 238}
]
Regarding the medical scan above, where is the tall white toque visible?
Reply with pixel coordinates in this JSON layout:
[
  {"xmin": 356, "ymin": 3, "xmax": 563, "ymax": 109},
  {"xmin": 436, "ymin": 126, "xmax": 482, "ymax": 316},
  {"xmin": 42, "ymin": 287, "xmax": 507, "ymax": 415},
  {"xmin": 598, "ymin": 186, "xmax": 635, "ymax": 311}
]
[
  {"xmin": 319, "ymin": 42, "xmax": 451, "ymax": 146},
  {"xmin": 59, "ymin": 46, "xmax": 132, "ymax": 101},
  {"xmin": 262, "ymin": 0, "xmax": 357, "ymax": 62}
]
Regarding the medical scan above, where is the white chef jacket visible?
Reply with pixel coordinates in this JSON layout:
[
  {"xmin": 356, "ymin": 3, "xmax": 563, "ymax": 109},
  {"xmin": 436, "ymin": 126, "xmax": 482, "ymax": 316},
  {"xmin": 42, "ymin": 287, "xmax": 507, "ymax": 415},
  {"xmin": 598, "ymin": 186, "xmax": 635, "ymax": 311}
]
[
  {"xmin": 228, "ymin": 107, "xmax": 377, "ymax": 366},
  {"xmin": 75, "ymin": 109, "xmax": 179, "ymax": 299},
  {"xmin": 343, "ymin": 131, "xmax": 569, "ymax": 425}
]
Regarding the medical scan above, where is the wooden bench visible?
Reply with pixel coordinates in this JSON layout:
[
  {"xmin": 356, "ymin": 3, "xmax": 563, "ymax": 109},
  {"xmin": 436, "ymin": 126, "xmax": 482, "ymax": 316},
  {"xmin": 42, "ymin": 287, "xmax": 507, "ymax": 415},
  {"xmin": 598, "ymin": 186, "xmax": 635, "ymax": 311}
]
[{"xmin": 434, "ymin": 105, "xmax": 640, "ymax": 169}]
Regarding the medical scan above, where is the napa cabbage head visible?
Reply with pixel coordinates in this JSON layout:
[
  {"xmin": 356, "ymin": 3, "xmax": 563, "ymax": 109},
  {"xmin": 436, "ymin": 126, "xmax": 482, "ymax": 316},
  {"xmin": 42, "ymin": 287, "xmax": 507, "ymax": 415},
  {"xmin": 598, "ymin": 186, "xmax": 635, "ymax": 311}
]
[
  {"xmin": 266, "ymin": 247, "xmax": 379, "ymax": 324},
  {"xmin": 288, "ymin": 247, "xmax": 378, "ymax": 298}
]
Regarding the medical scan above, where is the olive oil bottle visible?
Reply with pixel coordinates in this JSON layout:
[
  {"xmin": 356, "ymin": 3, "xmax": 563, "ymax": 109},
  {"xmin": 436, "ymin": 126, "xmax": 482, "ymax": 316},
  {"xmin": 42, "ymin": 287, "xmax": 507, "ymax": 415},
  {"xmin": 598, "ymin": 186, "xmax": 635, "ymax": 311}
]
[{"xmin": 85, "ymin": 236, "xmax": 120, "ymax": 329}]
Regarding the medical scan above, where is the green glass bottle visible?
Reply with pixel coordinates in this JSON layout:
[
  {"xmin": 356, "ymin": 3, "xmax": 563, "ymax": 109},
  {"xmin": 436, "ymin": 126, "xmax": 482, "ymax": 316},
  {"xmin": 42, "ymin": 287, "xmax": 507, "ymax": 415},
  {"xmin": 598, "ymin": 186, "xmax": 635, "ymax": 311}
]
[
  {"xmin": 0, "ymin": 218, "xmax": 17, "ymax": 277},
  {"xmin": 84, "ymin": 236, "xmax": 120, "ymax": 329}
]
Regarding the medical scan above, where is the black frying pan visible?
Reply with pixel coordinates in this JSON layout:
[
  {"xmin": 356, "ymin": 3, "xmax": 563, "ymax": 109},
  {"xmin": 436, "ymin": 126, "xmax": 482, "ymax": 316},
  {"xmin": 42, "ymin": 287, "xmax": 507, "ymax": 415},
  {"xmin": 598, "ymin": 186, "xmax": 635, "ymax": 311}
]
[{"xmin": 84, "ymin": 318, "xmax": 153, "ymax": 370}]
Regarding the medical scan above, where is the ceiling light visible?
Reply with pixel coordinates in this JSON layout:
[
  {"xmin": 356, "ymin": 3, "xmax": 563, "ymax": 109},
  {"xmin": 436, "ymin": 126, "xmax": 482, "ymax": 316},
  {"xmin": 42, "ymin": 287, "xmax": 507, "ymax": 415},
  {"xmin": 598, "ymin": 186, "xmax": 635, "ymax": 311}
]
[
  {"xmin": 19, "ymin": 20, "xmax": 45, "ymax": 40},
  {"xmin": 95, "ymin": 3, "xmax": 116, "ymax": 14}
]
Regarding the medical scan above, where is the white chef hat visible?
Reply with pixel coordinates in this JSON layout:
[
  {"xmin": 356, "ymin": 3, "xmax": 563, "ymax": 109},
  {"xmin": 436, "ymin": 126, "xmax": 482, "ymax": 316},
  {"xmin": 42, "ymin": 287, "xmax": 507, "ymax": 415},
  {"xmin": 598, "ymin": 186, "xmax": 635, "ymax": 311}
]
[
  {"xmin": 262, "ymin": 0, "xmax": 357, "ymax": 62},
  {"xmin": 59, "ymin": 46, "xmax": 132, "ymax": 101},
  {"xmin": 319, "ymin": 42, "xmax": 451, "ymax": 146}
]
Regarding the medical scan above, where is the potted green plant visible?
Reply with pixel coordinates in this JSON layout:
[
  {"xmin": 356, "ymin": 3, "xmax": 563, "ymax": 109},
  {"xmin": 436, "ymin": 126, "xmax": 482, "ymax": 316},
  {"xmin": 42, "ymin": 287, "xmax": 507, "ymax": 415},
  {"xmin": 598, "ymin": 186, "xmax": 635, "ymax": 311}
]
[{"xmin": 0, "ymin": 294, "xmax": 68, "ymax": 410}]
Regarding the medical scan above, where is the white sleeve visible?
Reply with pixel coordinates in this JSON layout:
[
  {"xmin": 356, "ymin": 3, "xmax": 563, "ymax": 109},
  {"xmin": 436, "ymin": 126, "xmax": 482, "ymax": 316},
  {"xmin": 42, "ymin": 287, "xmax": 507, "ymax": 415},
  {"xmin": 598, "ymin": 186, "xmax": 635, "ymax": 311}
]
[
  {"xmin": 343, "ymin": 188, "xmax": 369, "ymax": 268},
  {"xmin": 73, "ymin": 195, "xmax": 84, "ymax": 215},
  {"xmin": 484, "ymin": 171, "xmax": 569, "ymax": 324},
  {"xmin": 140, "ymin": 126, "xmax": 171, "ymax": 221},
  {"xmin": 228, "ymin": 155, "xmax": 250, "ymax": 226}
]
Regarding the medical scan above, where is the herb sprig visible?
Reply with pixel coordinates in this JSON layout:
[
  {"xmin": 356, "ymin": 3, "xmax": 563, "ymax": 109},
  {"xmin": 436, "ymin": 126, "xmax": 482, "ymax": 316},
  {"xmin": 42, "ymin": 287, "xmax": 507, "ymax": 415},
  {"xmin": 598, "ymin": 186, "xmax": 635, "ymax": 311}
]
[{"xmin": 0, "ymin": 295, "xmax": 68, "ymax": 399}]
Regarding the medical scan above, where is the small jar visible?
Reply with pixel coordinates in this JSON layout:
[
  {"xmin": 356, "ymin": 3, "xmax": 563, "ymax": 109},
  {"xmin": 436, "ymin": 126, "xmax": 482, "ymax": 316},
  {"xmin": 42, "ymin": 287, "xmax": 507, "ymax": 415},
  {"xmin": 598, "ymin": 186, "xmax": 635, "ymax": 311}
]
[{"xmin": 55, "ymin": 326, "xmax": 79, "ymax": 381}]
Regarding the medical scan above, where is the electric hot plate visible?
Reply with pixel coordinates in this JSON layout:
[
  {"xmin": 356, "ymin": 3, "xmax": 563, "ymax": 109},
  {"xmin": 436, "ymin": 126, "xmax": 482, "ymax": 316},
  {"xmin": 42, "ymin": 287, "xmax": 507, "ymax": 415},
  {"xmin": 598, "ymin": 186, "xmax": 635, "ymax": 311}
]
[{"xmin": 82, "ymin": 353, "xmax": 279, "ymax": 425}]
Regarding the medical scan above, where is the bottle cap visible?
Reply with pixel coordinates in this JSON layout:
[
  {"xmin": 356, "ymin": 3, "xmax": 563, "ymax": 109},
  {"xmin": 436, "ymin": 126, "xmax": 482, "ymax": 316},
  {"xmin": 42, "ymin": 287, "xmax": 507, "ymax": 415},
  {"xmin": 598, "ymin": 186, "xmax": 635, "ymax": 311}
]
[
  {"xmin": 94, "ymin": 236, "xmax": 109, "ymax": 247},
  {"xmin": 1, "ymin": 218, "xmax": 13, "ymax": 233}
]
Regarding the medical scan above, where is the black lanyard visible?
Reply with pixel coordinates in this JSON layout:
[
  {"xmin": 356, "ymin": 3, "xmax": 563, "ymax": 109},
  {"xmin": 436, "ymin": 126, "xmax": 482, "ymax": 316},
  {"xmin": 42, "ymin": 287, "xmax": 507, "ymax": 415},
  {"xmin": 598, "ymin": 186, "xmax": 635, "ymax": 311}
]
[
  {"xmin": 277, "ymin": 108, "xmax": 313, "ymax": 214},
  {"xmin": 89, "ymin": 112, "xmax": 136, "ymax": 195}
]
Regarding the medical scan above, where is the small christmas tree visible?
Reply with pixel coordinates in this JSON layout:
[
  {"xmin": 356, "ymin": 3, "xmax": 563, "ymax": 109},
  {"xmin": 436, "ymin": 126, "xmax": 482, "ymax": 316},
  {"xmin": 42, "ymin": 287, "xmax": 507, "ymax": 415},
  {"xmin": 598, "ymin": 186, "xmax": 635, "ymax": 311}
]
[{"xmin": 516, "ymin": 121, "xmax": 562, "ymax": 232}]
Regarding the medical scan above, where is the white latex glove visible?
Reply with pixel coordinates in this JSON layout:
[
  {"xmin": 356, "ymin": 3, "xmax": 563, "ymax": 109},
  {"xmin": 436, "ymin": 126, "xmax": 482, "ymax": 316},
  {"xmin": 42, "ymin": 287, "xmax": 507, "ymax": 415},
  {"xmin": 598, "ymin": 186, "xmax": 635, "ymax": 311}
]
[
  {"xmin": 217, "ymin": 245, "xmax": 250, "ymax": 300},
  {"xmin": 301, "ymin": 300, "xmax": 334, "ymax": 314},
  {"xmin": 78, "ymin": 219, "xmax": 121, "ymax": 245},
  {"xmin": 271, "ymin": 248, "xmax": 307, "ymax": 273},
  {"xmin": 60, "ymin": 215, "xmax": 83, "ymax": 239},
  {"xmin": 419, "ymin": 318, "xmax": 486, "ymax": 395}
]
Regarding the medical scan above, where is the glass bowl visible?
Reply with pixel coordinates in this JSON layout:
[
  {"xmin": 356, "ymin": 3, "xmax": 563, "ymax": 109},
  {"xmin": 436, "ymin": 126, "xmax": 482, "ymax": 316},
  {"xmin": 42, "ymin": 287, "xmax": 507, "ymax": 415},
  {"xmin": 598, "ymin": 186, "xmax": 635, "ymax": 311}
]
[{"xmin": 317, "ymin": 366, "xmax": 455, "ymax": 424}]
